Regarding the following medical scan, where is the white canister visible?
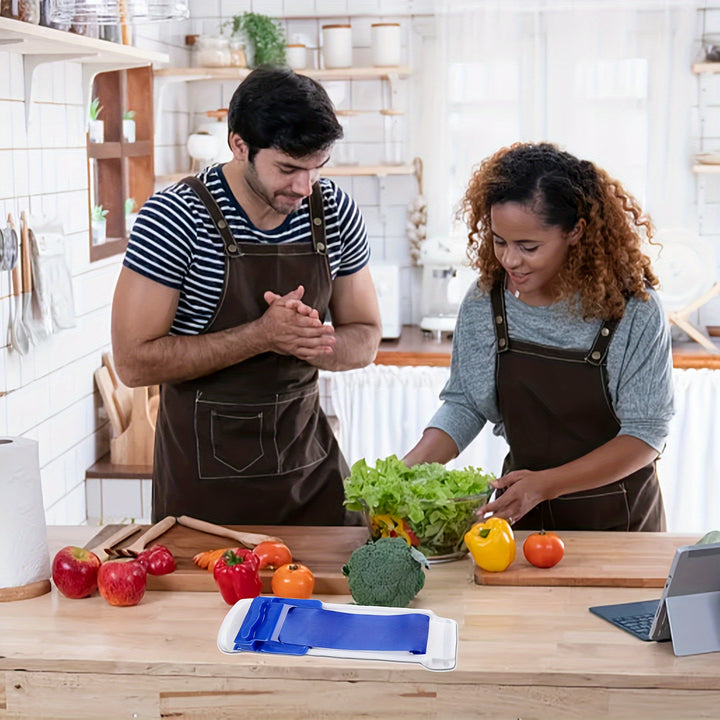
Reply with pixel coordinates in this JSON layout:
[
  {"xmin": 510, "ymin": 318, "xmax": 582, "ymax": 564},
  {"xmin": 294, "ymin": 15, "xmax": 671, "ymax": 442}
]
[
  {"xmin": 322, "ymin": 24, "xmax": 352, "ymax": 69},
  {"xmin": 286, "ymin": 43, "xmax": 307, "ymax": 70},
  {"xmin": 371, "ymin": 22, "xmax": 401, "ymax": 67}
]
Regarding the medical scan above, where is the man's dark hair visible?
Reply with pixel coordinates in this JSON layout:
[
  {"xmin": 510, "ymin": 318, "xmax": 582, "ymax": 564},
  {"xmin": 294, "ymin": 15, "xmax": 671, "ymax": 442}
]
[{"xmin": 227, "ymin": 65, "xmax": 343, "ymax": 161}]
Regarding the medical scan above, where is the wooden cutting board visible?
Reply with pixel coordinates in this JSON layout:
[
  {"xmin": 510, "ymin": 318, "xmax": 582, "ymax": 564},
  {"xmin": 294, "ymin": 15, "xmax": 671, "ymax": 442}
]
[
  {"xmin": 474, "ymin": 531, "xmax": 701, "ymax": 587},
  {"xmin": 86, "ymin": 524, "xmax": 370, "ymax": 594}
]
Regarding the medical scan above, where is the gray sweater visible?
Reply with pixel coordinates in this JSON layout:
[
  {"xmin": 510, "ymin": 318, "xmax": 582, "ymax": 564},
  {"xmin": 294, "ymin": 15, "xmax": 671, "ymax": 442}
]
[{"xmin": 429, "ymin": 283, "xmax": 674, "ymax": 455}]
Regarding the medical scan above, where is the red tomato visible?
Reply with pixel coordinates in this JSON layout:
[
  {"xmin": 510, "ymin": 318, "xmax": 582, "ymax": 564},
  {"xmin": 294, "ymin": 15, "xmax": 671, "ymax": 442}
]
[
  {"xmin": 252, "ymin": 541, "xmax": 293, "ymax": 570},
  {"xmin": 271, "ymin": 563, "xmax": 315, "ymax": 599},
  {"xmin": 523, "ymin": 531, "xmax": 565, "ymax": 568}
]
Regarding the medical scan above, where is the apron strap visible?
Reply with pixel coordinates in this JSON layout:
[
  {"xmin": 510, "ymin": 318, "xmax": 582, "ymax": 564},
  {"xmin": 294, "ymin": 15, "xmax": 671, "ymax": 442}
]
[
  {"xmin": 308, "ymin": 182, "xmax": 328, "ymax": 255},
  {"xmin": 490, "ymin": 282, "xmax": 510, "ymax": 354},
  {"xmin": 585, "ymin": 318, "xmax": 620, "ymax": 366},
  {"xmin": 179, "ymin": 176, "xmax": 242, "ymax": 257}
]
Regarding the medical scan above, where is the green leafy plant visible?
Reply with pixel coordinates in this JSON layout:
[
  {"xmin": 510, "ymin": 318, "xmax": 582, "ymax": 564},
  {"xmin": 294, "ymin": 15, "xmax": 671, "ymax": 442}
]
[
  {"xmin": 91, "ymin": 205, "xmax": 108, "ymax": 222},
  {"xmin": 227, "ymin": 12, "xmax": 286, "ymax": 67},
  {"xmin": 123, "ymin": 110, "xmax": 135, "ymax": 121},
  {"xmin": 89, "ymin": 98, "xmax": 103, "ymax": 121},
  {"xmin": 124, "ymin": 198, "xmax": 137, "ymax": 215}
]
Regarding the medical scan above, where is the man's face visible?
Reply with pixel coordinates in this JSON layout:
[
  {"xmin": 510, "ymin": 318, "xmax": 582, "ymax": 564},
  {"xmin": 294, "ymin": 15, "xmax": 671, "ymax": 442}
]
[{"xmin": 243, "ymin": 146, "xmax": 332, "ymax": 215}]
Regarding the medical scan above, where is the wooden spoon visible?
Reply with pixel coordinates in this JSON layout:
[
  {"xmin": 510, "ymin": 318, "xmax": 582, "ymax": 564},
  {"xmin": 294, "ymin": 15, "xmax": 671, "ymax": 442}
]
[
  {"xmin": 177, "ymin": 515, "xmax": 282, "ymax": 548},
  {"xmin": 105, "ymin": 515, "xmax": 177, "ymax": 558}
]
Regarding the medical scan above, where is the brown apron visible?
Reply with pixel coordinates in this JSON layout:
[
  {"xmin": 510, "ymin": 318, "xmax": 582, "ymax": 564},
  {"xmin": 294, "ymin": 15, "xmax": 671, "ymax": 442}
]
[
  {"xmin": 490, "ymin": 282, "xmax": 665, "ymax": 531},
  {"xmin": 151, "ymin": 177, "xmax": 350, "ymax": 525}
]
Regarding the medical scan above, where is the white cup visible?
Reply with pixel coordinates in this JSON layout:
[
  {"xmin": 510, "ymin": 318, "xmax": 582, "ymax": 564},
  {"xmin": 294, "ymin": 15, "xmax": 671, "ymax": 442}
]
[
  {"xmin": 322, "ymin": 24, "xmax": 352, "ymax": 69},
  {"xmin": 371, "ymin": 22, "xmax": 401, "ymax": 67}
]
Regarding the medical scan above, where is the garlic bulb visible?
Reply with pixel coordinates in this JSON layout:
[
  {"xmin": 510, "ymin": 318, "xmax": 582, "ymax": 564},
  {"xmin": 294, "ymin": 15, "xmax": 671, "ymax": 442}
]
[{"xmin": 407, "ymin": 194, "xmax": 427, "ymax": 265}]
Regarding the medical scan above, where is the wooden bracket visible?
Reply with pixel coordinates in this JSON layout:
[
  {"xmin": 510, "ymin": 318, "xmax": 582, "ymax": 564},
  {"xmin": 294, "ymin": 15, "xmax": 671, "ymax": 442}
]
[{"xmin": 668, "ymin": 282, "xmax": 720, "ymax": 353}]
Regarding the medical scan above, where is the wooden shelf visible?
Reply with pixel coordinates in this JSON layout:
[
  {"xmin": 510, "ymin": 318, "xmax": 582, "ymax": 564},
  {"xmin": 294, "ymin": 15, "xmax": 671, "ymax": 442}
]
[
  {"xmin": 692, "ymin": 62, "xmax": 720, "ymax": 73},
  {"xmin": 0, "ymin": 17, "xmax": 168, "ymax": 126},
  {"xmin": 156, "ymin": 164, "xmax": 416, "ymax": 186},
  {"xmin": 154, "ymin": 65, "xmax": 411, "ymax": 82},
  {"xmin": 693, "ymin": 163, "xmax": 720, "ymax": 173}
]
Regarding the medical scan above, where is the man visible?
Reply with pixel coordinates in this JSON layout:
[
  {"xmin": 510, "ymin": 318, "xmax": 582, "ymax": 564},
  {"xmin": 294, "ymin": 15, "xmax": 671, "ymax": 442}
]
[{"xmin": 111, "ymin": 66, "xmax": 382, "ymax": 525}]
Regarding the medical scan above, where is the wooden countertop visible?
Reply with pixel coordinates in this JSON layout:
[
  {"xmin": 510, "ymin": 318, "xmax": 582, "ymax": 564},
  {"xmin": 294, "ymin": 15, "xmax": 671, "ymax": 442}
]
[
  {"xmin": 1, "ymin": 527, "xmax": 718, "ymax": 719},
  {"xmin": 376, "ymin": 325, "xmax": 720, "ymax": 368}
]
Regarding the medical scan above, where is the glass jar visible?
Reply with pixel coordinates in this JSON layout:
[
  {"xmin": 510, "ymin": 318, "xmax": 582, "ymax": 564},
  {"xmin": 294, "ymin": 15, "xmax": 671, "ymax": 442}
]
[
  {"xmin": 381, "ymin": 109, "xmax": 406, "ymax": 165},
  {"xmin": 195, "ymin": 36, "xmax": 232, "ymax": 68},
  {"xmin": 229, "ymin": 38, "xmax": 247, "ymax": 68},
  {"xmin": 334, "ymin": 110, "xmax": 357, "ymax": 166},
  {"xmin": 322, "ymin": 24, "xmax": 352, "ymax": 69},
  {"xmin": 1, "ymin": 0, "xmax": 40, "ymax": 23}
]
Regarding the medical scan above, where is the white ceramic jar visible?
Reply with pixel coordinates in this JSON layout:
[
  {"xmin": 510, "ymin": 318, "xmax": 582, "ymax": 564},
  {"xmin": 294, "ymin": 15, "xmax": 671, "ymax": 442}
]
[
  {"xmin": 371, "ymin": 22, "xmax": 401, "ymax": 67},
  {"xmin": 286, "ymin": 43, "xmax": 307, "ymax": 70},
  {"xmin": 322, "ymin": 24, "xmax": 352, "ymax": 69}
]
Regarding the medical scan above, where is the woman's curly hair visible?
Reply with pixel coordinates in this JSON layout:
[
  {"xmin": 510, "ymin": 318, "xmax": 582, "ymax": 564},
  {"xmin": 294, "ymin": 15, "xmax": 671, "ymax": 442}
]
[{"xmin": 461, "ymin": 142, "xmax": 658, "ymax": 321}]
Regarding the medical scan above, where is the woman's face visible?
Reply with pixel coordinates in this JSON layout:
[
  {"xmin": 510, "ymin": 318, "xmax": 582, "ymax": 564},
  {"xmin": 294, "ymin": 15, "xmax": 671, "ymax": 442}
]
[{"xmin": 490, "ymin": 201, "xmax": 580, "ymax": 306}]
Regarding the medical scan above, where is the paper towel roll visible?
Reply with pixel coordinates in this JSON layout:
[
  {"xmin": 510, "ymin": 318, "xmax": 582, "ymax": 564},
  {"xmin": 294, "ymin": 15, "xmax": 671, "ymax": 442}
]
[{"xmin": 0, "ymin": 437, "xmax": 51, "ymax": 600}]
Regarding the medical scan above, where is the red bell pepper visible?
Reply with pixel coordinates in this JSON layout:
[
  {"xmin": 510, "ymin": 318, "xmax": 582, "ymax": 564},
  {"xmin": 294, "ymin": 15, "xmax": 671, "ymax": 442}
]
[
  {"xmin": 212, "ymin": 548, "xmax": 262, "ymax": 605},
  {"xmin": 136, "ymin": 544, "xmax": 176, "ymax": 576}
]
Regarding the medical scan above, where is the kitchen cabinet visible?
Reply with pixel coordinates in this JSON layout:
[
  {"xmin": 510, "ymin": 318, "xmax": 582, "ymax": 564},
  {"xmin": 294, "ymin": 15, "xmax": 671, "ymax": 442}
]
[
  {"xmin": 2, "ymin": 526, "xmax": 718, "ymax": 720},
  {"xmin": 87, "ymin": 66, "xmax": 155, "ymax": 261}
]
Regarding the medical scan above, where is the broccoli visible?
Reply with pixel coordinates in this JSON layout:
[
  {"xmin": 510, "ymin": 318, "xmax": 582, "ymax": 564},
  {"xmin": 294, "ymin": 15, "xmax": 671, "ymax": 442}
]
[{"xmin": 342, "ymin": 536, "xmax": 428, "ymax": 607}]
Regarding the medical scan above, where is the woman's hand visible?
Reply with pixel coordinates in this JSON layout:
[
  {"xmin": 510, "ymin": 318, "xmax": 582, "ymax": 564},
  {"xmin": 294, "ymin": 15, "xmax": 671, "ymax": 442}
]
[{"xmin": 477, "ymin": 469, "xmax": 551, "ymax": 525}]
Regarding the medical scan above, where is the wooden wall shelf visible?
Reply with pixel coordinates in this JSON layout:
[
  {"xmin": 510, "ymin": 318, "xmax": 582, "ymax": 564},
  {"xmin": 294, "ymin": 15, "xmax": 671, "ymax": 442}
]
[
  {"xmin": 692, "ymin": 62, "xmax": 720, "ymax": 73},
  {"xmin": 0, "ymin": 17, "xmax": 167, "ymax": 126},
  {"xmin": 88, "ymin": 67, "xmax": 155, "ymax": 262},
  {"xmin": 154, "ymin": 66, "xmax": 411, "ymax": 82}
]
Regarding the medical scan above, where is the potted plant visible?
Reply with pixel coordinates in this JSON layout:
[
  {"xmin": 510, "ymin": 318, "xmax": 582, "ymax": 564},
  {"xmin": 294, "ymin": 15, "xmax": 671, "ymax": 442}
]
[
  {"xmin": 124, "ymin": 198, "xmax": 139, "ymax": 234},
  {"xmin": 91, "ymin": 205, "xmax": 108, "ymax": 245},
  {"xmin": 227, "ymin": 12, "xmax": 286, "ymax": 67},
  {"xmin": 122, "ymin": 110, "xmax": 136, "ymax": 143},
  {"xmin": 88, "ymin": 98, "xmax": 104, "ymax": 143}
]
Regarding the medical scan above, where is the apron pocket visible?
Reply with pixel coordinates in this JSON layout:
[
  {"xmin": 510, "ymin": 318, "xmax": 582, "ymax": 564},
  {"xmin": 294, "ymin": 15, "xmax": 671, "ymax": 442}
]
[
  {"xmin": 194, "ymin": 387, "xmax": 329, "ymax": 480},
  {"xmin": 195, "ymin": 398, "xmax": 275, "ymax": 479},
  {"xmin": 547, "ymin": 483, "xmax": 630, "ymax": 531}
]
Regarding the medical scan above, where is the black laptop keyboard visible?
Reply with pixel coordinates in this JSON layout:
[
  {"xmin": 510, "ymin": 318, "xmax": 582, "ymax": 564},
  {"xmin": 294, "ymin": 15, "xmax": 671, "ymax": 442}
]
[{"xmin": 613, "ymin": 613, "xmax": 654, "ymax": 638}]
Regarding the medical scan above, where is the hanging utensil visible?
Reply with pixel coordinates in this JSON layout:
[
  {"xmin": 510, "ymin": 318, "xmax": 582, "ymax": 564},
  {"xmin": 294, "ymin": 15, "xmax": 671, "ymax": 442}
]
[
  {"xmin": 20, "ymin": 212, "xmax": 44, "ymax": 344},
  {"xmin": 0, "ymin": 216, "xmax": 18, "ymax": 272},
  {"xmin": 7, "ymin": 215, "xmax": 29, "ymax": 356}
]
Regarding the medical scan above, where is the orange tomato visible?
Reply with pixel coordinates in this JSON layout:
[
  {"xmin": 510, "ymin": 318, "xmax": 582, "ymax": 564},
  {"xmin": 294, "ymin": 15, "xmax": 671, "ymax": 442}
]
[
  {"xmin": 523, "ymin": 531, "xmax": 565, "ymax": 568},
  {"xmin": 252, "ymin": 541, "xmax": 293, "ymax": 570},
  {"xmin": 271, "ymin": 563, "xmax": 315, "ymax": 599}
]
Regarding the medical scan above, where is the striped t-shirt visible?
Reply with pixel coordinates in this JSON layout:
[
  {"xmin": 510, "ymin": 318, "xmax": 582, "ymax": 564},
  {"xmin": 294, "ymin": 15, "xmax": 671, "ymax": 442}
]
[{"xmin": 123, "ymin": 165, "xmax": 370, "ymax": 335}]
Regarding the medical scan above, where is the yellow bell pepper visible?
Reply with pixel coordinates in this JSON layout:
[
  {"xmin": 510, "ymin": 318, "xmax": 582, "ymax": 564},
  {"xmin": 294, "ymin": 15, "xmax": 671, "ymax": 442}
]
[{"xmin": 464, "ymin": 517, "xmax": 516, "ymax": 572}]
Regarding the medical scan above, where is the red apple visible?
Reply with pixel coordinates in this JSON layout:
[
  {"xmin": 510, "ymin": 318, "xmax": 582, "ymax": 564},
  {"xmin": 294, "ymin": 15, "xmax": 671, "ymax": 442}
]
[
  {"xmin": 52, "ymin": 546, "xmax": 102, "ymax": 599},
  {"xmin": 97, "ymin": 559, "xmax": 147, "ymax": 607}
]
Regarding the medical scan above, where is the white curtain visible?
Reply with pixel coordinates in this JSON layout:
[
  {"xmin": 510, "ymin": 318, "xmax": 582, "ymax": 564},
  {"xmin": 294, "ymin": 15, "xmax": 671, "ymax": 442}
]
[
  {"xmin": 419, "ymin": 0, "xmax": 698, "ymax": 237},
  {"xmin": 329, "ymin": 365, "xmax": 720, "ymax": 535}
]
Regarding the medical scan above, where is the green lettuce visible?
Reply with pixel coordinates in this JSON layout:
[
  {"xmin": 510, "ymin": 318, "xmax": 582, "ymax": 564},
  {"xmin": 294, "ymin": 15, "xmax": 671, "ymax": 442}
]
[{"xmin": 344, "ymin": 455, "xmax": 494, "ymax": 557}]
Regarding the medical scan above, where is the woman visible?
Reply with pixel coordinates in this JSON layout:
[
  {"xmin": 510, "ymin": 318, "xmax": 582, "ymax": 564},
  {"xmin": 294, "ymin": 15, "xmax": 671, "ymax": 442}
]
[{"xmin": 404, "ymin": 142, "xmax": 673, "ymax": 531}]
